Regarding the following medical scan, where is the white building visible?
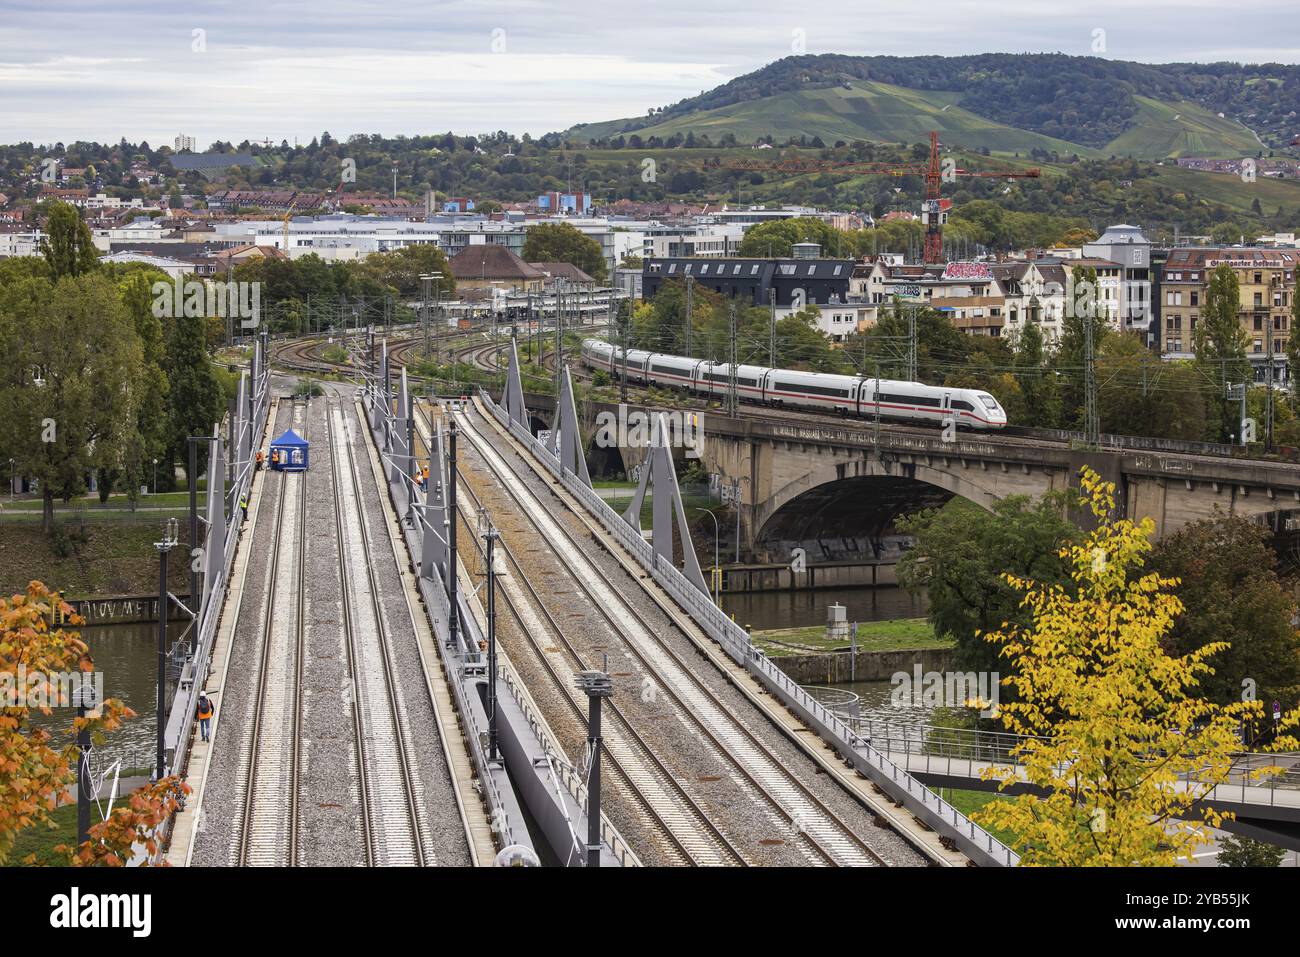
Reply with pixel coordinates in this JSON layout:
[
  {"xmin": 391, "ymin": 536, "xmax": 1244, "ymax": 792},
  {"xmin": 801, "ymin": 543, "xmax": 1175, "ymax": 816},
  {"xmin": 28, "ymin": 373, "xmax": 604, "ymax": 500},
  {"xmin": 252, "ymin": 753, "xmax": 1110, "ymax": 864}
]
[
  {"xmin": 0, "ymin": 229, "xmax": 42, "ymax": 258},
  {"xmin": 99, "ymin": 250, "xmax": 195, "ymax": 279},
  {"xmin": 91, "ymin": 217, "xmax": 172, "ymax": 251}
]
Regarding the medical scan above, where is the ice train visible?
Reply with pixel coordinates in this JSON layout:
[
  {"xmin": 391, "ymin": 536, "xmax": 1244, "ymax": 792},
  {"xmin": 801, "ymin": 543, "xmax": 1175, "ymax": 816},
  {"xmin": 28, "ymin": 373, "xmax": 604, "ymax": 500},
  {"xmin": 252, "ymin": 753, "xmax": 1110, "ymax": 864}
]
[{"xmin": 579, "ymin": 338, "xmax": 1007, "ymax": 431}]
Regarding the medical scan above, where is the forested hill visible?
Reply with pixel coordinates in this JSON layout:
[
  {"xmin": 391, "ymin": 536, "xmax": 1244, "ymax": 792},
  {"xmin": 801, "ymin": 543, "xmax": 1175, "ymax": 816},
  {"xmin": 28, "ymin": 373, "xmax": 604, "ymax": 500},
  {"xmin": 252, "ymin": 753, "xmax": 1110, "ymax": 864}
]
[{"xmin": 566, "ymin": 53, "xmax": 1300, "ymax": 155}]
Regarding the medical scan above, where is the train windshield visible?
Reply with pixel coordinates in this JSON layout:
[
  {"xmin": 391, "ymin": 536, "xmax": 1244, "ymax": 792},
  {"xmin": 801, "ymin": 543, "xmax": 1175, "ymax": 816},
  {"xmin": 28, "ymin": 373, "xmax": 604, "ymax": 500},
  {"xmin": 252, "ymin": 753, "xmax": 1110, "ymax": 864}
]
[{"xmin": 978, "ymin": 394, "xmax": 1001, "ymax": 411}]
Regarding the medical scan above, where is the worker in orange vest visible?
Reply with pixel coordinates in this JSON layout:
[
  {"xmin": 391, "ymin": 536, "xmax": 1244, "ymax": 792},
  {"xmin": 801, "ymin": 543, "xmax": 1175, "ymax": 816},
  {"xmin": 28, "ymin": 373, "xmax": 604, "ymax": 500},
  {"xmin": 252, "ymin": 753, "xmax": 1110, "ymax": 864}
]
[
  {"xmin": 255, "ymin": 449, "xmax": 264, "ymax": 472},
  {"xmin": 196, "ymin": 692, "xmax": 215, "ymax": 742}
]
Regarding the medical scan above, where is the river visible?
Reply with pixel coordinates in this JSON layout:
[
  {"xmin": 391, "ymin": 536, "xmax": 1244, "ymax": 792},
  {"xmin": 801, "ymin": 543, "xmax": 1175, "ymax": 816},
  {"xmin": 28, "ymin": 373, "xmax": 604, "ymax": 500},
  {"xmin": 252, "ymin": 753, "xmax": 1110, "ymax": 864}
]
[{"xmin": 25, "ymin": 621, "xmax": 186, "ymax": 773}]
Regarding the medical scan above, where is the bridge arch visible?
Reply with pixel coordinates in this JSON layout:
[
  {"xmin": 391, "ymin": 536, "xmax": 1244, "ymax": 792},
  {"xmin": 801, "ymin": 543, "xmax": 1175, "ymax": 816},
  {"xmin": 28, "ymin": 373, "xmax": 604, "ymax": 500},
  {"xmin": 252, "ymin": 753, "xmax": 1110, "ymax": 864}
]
[{"xmin": 752, "ymin": 457, "xmax": 1005, "ymax": 560}]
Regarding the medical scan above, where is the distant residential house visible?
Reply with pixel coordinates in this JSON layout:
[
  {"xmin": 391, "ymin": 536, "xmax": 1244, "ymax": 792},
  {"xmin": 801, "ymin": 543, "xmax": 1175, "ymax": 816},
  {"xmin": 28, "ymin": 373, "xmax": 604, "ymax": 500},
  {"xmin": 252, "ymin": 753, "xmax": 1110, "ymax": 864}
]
[
  {"xmin": 39, "ymin": 186, "xmax": 90, "ymax": 206},
  {"xmin": 210, "ymin": 243, "xmax": 288, "ymax": 272}
]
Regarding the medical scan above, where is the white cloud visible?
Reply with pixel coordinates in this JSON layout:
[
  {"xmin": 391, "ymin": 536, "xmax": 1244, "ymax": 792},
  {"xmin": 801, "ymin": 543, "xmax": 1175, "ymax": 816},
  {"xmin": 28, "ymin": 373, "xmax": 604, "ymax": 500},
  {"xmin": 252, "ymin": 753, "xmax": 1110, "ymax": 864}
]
[{"xmin": 1, "ymin": 0, "xmax": 1296, "ymax": 145}]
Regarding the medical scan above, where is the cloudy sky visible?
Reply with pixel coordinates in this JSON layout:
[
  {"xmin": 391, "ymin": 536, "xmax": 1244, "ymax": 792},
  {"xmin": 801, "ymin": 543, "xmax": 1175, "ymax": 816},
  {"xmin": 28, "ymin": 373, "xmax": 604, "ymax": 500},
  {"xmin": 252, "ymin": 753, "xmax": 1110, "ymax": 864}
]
[{"xmin": 2, "ymin": 0, "xmax": 1297, "ymax": 147}]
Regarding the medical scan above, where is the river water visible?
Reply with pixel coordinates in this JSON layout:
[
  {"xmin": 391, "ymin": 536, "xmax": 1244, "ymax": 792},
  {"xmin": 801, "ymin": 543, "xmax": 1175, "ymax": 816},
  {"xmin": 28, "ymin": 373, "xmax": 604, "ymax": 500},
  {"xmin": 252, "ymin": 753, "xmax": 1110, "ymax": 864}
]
[{"xmin": 25, "ymin": 621, "xmax": 186, "ymax": 772}]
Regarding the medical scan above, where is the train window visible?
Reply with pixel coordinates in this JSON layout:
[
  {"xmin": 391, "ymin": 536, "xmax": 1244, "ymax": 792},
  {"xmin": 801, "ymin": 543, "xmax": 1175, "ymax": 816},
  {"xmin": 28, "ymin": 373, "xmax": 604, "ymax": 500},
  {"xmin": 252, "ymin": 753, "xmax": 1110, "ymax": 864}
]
[
  {"xmin": 979, "ymin": 395, "xmax": 1000, "ymax": 410},
  {"xmin": 952, "ymin": 400, "xmax": 974, "ymax": 412},
  {"xmin": 775, "ymin": 381, "xmax": 849, "ymax": 398}
]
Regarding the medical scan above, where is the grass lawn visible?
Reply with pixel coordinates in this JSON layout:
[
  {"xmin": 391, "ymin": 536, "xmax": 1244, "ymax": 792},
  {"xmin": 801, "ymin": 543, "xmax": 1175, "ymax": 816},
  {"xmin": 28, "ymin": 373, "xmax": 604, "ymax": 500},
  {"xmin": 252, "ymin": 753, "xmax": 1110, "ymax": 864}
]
[
  {"xmin": 751, "ymin": 618, "xmax": 951, "ymax": 656},
  {"xmin": 1, "ymin": 488, "xmax": 207, "ymax": 511},
  {"xmin": 934, "ymin": 787, "xmax": 1019, "ymax": 848},
  {"xmin": 6, "ymin": 802, "xmax": 77, "ymax": 866}
]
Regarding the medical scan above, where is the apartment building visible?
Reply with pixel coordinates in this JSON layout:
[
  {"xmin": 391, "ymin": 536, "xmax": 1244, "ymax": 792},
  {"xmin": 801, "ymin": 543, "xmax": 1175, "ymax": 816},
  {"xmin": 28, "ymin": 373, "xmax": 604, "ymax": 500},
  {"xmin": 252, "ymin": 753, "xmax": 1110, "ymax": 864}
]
[
  {"xmin": 1159, "ymin": 247, "xmax": 1295, "ymax": 384},
  {"xmin": 1083, "ymin": 224, "xmax": 1153, "ymax": 342}
]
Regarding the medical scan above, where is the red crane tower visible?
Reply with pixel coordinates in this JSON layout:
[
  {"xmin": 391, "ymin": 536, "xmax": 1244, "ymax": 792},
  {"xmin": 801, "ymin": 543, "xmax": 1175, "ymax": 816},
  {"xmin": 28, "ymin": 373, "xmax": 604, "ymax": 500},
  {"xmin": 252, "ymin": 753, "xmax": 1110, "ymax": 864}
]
[{"xmin": 705, "ymin": 131, "xmax": 1041, "ymax": 264}]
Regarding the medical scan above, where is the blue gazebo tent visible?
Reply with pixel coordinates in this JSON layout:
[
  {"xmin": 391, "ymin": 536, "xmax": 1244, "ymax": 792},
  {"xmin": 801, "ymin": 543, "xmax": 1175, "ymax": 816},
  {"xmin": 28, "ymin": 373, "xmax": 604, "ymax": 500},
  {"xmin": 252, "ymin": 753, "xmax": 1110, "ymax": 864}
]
[{"xmin": 269, "ymin": 428, "xmax": 309, "ymax": 472}]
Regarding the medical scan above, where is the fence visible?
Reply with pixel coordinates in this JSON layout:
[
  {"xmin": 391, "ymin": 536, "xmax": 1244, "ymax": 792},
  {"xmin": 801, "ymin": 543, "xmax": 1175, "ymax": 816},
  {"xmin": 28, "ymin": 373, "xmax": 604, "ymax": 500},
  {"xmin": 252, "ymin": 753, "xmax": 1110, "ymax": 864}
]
[
  {"xmin": 156, "ymin": 342, "xmax": 273, "ymax": 859},
  {"xmin": 480, "ymin": 388, "xmax": 1020, "ymax": 867}
]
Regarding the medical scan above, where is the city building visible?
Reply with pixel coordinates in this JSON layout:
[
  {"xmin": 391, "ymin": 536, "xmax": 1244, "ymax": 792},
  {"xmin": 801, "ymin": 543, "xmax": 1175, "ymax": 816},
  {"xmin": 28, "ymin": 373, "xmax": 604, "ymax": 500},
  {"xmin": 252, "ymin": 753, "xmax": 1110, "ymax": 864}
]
[
  {"xmin": 537, "ymin": 191, "xmax": 591, "ymax": 214},
  {"xmin": 0, "ymin": 227, "xmax": 42, "ymax": 258},
  {"xmin": 449, "ymin": 244, "xmax": 545, "ymax": 296},
  {"xmin": 1083, "ymin": 224, "xmax": 1153, "ymax": 342},
  {"xmin": 1159, "ymin": 247, "xmax": 1295, "ymax": 384},
  {"xmin": 642, "ymin": 255, "xmax": 855, "ymax": 310}
]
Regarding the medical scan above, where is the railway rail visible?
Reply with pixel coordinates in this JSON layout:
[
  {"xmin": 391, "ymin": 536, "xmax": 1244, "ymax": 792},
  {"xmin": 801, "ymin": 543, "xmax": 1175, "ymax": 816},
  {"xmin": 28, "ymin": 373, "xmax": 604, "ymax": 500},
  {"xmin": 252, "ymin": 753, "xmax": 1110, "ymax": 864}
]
[
  {"xmin": 445, "ymin": 401, "xmax": 889, "ymax": 866},
  {"xmin": 414, "ymin": 410, "xmax": 747, "ymax": 866},
  {"xmin": 327, "ymin": 399, "xmax": 432, "ymax": 866},
  {"xmin": 236, "ymin": 409, "xmax": 308, "ymax": 866}
]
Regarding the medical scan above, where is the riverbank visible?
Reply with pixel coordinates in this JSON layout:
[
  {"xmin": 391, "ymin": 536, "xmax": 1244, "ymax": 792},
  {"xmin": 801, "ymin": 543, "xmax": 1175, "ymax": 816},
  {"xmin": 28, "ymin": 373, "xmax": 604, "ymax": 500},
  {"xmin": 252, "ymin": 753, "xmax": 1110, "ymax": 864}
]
[
  {"xmin": 752, "ymin": 618, "xmax": 955, "ymax": 684},
  {"xmin": 0, "ymin": 520, "xmax": 194, "ymax": 600}
]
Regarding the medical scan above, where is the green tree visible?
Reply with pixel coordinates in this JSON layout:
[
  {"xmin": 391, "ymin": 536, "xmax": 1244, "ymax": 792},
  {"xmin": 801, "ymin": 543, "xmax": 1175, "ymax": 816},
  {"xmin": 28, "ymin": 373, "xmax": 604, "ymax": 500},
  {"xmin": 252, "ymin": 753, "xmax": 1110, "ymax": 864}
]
[
  {"xmin": 1009, "ymin": 320, "xmax": 1062, "ymax": 428},
  {"xmin": 521, "ymin": 222, "xmax": 607, "ymax": 282},
  {"xmin": 1054, "ymin": 264, "xmax": 1104, "ymax": 429},
  {"xmin": 735, "ymin": 217, "xmax": 851, "ymax": 258},
  {"xmin": 358, "ymin": 244, "xmax": 455, "ymax": 300},
  {"xmin": 847, "ymin": 301, "xmax": 969, "ymax": 382},
  {"xmin": 40, "ymin": 202, "xmax": 98, "ymax": 279},
  {"xmin": 1150, "ymin": 512, "xmax": 1300, "ymax": 709},
  {"xmin": 1195, "ymin": 263, "xmax": 1250, "ymax": 442},
  {"xmin": 165, "ymin": 307, "xmax": 224, "ymax": 487},
  {"xmin": 1216, "ymin": 834, "xmax": 1286, "ymax": 867},
  {"xmin": 897, "ymin": 494, "xmax": 1078, "ymax": 676},
  {"xmin": 115, "ymin": 269, "xmax": 171, "ymax": 507},
  {"xmin": 0, "ymin": 274, "xmax": 142, "ymax": 529}
]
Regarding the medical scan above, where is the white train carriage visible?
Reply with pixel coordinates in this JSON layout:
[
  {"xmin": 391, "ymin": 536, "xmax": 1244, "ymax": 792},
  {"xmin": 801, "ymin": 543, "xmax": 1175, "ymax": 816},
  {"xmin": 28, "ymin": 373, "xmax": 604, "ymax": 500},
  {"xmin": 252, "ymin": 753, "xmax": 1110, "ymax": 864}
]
[
  {"xmin": 644, "ymin": 353, "xmax": 705, "ymax": 391},
  {"xmin": 765, "ymin": 368, "xmax": 858, "ymax": 412},
  {"xmin": 582, "ymin": 338, "xmax": 617, "ymax": 372},
  {"xmin": 693, "ymin": 361, "xmax": 770, "ymax": 402},
  {"xmin": 578, "ymin": 338, "xmax": 1007, "ymax": 430},
  {"xmin": 860, "ymin": 378, "xmax": 1006, "ymax": 430}
]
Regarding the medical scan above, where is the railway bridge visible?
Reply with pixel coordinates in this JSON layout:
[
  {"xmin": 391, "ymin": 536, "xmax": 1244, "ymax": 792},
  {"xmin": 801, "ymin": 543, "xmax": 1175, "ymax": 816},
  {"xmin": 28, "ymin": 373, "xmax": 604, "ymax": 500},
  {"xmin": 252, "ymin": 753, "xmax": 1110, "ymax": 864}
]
[{"xmin": 571, "ymin": 396, "xmax": 1300, "ymax": 563}]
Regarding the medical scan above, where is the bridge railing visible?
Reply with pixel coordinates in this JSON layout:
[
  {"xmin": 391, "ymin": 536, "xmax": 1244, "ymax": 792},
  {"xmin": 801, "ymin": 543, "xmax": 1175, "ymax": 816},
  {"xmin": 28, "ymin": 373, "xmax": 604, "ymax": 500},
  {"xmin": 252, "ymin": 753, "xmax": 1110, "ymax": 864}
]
[
  {"xmin": 480, "ymin": 388, "xmax": 1020, "ymax": 867},
  {"xmin": 860, "ymin": 717, "xmax": 1300, "ymax": 808}
]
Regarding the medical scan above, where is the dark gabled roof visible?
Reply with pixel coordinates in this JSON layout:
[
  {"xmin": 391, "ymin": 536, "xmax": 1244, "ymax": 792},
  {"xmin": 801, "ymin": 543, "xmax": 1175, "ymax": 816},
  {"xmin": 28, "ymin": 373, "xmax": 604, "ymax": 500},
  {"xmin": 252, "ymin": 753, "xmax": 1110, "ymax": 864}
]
[
  {"xmin": 529, "ymin": 261, "xmax": 595, "ymax": 283},
  {"xmin": 450, "ymin": 244, "xmax": 544, "ymax": 280}
]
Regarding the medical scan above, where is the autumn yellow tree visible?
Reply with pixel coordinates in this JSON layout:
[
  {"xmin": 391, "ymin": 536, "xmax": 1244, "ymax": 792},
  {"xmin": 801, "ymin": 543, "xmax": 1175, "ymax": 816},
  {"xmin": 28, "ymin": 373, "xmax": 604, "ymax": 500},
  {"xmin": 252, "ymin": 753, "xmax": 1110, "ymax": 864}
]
[
  {"xmin": 973, "ymin": 468, "xmax": 1297, "ymax": 865},
  {"xmin": 1, "ymin": 581, "xmax": 187, "ymax": 866}
]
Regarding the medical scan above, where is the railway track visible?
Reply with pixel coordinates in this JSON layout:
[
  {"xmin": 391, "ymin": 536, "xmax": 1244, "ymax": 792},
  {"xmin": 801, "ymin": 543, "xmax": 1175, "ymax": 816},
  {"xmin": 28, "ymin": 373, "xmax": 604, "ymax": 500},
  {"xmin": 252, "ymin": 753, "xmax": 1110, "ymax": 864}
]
[
  {"xmin": 237, "ymin": 407, "xmax": 308, "ymax": 866},
  {"xmin": 446, "ymin": 401, "xmax": 888, "ymax": 866},
  {"xmin": 414, "ymin": 413, "xmax": 746, "ymax": 866},
  {"xmin": 326, "ymin": 399, "xmax": 432, "ymax": 866}
]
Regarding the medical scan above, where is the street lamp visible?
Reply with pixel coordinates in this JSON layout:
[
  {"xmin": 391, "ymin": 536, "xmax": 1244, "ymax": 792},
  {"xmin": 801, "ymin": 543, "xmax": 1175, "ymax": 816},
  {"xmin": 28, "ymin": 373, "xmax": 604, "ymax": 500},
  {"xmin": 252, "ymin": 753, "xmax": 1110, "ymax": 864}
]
[
  {"xmin": 152, "ymin": 458, "xmax": 158, "ymax": 495},
  {"xmin": 698, "ymin": 507, "xmax": 722, "ymax": 606},
  {"xmin": 8, "ymin": 458, "xmax": 13, "ymax": 500}
]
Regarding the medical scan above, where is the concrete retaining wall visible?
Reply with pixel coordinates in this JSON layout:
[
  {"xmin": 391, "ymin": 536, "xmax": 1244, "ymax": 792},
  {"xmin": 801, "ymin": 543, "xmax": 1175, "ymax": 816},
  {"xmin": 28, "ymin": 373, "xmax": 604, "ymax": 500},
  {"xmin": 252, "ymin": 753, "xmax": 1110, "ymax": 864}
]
[{"xmin": 772, "ymin": 647, "xmax": 954, "ymax": 685}]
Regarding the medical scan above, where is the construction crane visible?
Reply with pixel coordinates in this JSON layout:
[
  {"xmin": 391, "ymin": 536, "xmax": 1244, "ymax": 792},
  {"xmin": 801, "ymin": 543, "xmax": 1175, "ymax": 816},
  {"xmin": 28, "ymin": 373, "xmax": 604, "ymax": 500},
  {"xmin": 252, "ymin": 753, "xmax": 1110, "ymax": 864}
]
[
  {"xmin": 282, "ymin": 200, "xmax": 297, "ymax": 250},
  {"xmin": 704, "ymin": 131, "xmax": 1041, "ymax": 264}
]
